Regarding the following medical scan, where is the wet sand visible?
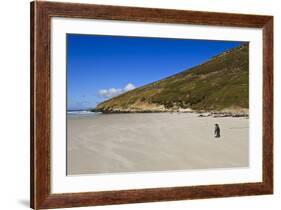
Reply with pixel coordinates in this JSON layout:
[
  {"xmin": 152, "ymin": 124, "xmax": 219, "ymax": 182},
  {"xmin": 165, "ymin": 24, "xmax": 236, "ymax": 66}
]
[{"xmin": 67, "ymin": 113, "xmax": 249, "ymax": 175}]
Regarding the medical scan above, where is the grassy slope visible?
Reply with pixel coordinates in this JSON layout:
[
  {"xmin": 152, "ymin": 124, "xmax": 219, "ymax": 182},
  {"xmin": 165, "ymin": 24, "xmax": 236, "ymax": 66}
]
[{"xmin": 96, "ymin": 43, "xmax": 249, "ymax": 112}]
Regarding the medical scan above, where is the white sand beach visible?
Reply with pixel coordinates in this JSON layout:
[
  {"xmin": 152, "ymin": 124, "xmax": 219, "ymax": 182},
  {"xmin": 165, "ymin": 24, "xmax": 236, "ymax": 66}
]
[{"xmin": 67, "ymin": 113, "xmax": 249, "ymax": 175}]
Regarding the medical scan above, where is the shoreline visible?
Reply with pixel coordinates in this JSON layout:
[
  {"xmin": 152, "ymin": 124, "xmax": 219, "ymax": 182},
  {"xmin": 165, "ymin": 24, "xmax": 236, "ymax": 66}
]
[{"xmin": 89, "ymin": 109, "xmax": 248, "ymax": 118}]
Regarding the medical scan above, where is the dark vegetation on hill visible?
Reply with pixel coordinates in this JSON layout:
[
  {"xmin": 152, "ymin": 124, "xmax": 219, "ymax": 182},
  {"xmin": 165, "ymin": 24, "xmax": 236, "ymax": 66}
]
[{"xmin": 95, "ymin": 43, "xmax": 249, "ymax": 114}]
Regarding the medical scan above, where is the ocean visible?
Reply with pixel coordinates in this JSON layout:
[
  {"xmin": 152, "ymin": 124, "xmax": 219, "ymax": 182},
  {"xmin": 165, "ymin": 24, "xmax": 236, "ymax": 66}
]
[{"xmin": 67, "ymin": 110, "xmax": 101, "ymax": 118}]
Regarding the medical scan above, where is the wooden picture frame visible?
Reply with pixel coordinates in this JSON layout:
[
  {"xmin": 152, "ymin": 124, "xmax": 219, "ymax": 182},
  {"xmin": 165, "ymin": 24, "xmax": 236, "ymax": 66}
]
[{"xmin": 30, "ymin": 1, "xmax": 273, "ymax": 209}]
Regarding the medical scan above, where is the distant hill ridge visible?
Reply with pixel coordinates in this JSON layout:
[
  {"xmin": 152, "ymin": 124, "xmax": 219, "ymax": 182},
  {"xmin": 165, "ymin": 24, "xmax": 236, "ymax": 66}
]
[{"xmin": 95, "ymin": 43, "xmax": 249, "ymax": 114}]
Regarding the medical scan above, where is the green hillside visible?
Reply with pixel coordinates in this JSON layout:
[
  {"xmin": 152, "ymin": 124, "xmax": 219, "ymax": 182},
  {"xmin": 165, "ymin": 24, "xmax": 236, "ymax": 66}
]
[{"xmin": 95, "ymin": 43, "xmax": 249, "ymax": 113}]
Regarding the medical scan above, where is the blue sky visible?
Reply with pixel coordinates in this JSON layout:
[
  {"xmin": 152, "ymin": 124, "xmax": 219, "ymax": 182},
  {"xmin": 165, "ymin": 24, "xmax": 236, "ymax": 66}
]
[{"xmin": 67, "ymin": 34, "xmax": 242, "ymax": 110}]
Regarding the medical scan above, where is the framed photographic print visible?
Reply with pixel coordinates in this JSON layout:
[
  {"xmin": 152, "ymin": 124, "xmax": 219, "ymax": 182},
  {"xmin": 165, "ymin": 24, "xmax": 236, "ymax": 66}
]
[{"xmin": 30, "ymin": 1, "xmax": 273, "ymax": 209}]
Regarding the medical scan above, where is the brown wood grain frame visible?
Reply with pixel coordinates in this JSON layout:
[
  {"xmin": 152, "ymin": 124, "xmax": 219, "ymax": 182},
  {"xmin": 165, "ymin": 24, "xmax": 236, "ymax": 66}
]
[{"xmin": 30, "ymin": 1, "xmax": 273, "ymax": 209}]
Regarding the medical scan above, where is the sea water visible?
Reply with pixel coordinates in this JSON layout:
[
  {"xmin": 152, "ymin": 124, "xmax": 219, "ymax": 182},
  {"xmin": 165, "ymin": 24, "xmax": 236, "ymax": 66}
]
[{"xmin": 67, "ymin": 110, "xmax": 101, "ymax": 118}]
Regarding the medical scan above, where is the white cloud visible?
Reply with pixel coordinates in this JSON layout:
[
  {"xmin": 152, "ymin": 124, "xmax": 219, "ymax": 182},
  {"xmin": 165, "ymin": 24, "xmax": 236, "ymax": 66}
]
[
  {"xmin": 98, "ymin": 83, "xmax": 136, "ymax": 99},
  {"xmin": 123, "ymin": 83, "xmax": 135, "ymax": 92},
  {"xmin": 98, "ymin": 88, "xmax": 122, "ymax": 98}
]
